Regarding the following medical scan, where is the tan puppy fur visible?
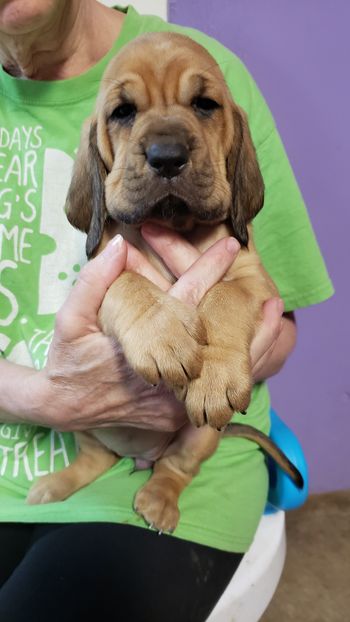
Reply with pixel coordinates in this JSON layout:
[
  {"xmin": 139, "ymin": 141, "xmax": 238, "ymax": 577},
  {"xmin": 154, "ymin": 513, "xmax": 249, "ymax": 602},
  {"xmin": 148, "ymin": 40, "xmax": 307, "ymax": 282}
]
[{"xmin": 28, "ymin": 33, "xmax": 285, "ymax": 533}]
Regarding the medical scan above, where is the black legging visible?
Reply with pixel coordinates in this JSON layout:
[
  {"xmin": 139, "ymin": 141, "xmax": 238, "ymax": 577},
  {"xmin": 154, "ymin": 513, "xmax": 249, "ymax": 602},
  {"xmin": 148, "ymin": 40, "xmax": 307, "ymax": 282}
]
[{"xmin": 0, "ymin": 522, "xmax": 243, "ymax": 622}]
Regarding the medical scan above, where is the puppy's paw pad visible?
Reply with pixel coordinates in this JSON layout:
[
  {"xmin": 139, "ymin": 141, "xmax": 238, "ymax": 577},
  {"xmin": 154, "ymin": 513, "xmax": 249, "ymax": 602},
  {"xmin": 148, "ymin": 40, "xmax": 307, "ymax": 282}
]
[{"xmin": 134, "ymin": 487, "xmax": 179, "ymax": 534}]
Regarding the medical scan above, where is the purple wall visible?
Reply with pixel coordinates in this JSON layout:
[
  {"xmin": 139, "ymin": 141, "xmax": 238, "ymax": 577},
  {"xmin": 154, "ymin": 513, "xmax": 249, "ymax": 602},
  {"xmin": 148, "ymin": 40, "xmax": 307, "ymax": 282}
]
[{"xmin": 169, "ymin": 0, "xmax": 349, "ymax": 493}]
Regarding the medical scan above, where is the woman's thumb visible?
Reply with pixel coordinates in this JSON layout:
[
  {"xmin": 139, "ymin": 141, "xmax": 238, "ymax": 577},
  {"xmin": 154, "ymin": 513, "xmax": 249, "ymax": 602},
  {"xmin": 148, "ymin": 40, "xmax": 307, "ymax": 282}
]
[{"xmin": 55, "ymin": 234, "xmax": 127, "ymax": 341}]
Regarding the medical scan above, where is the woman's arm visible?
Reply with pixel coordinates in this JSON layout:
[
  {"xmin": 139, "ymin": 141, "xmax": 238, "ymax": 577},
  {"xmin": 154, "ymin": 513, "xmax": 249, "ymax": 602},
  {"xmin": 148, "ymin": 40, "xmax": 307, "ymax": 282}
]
[
  {"xmin": 0, "ymin": 358, "xmax": 47, "ymax": 424},
  {"xmin": 0, "ymin": 229, "xmax": 290, "ymax": 430},
  {"xmin": 0, "ymin": 233, "xmax": 241, "ymax": 431}
]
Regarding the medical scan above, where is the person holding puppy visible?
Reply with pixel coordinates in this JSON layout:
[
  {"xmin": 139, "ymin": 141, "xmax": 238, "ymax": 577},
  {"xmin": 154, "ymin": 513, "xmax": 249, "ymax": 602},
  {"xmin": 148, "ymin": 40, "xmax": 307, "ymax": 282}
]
[{"xmin": 0, "ymin": 2, "xmax": 333, "ymax": 621}]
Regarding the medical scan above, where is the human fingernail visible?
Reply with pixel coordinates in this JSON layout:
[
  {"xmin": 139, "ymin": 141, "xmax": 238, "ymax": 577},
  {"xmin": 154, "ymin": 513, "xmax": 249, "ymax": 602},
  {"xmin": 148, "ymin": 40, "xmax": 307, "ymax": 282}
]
[
  {"xmin": 226, "ymin": 237, "xmax": 240, "ymax": 254},
  {"xmin": 102, "ymin": 234, "xmax": 124, "ymax": 257},
  {"xmin": 111, "ymin": 233, "xmax": 124, "ymax": 248}
]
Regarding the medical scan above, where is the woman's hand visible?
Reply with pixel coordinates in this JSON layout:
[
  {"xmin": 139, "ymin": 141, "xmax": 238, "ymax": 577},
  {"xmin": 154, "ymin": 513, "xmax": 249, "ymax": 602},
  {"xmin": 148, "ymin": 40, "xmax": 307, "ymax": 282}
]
[
  {"xmin": 6, "ymin": 224, "xmax": 294, "ymax": 433},
  {"xmin": 31, "ymin": 231, "xmax": 240, "ymax": 432},
  {"xmin": 251, "ymin": 302, "xmax": 296, "ymax": 383}
]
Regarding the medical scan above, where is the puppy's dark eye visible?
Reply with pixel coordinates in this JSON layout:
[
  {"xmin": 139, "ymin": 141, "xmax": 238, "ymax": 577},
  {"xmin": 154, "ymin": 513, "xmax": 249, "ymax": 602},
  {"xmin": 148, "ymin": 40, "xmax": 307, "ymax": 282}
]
[
  {"xmin": 110, "ymin": 103, "xmax": 137, "ymax": 124},
  {"xmin": 191, "ymin": 97, "xmax": 220, "ymax": 116}
]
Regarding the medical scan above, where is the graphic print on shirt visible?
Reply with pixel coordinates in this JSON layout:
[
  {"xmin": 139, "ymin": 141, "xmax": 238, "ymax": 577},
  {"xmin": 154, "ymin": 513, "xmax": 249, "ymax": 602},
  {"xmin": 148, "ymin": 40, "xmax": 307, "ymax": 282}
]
[
  {"xmin": 0, "ymin": 125, "xmax": 86, "ymax": 368},
  {"xmin": 0, "ymin": 125, "xmax": 86, "ymax": 484}
]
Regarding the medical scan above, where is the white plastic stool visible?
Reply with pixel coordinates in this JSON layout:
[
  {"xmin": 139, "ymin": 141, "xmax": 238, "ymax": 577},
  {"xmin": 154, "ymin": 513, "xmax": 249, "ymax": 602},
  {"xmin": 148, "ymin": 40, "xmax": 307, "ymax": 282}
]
[{"xmin": 206, "ymin": 511, "xmax": 286, "ymax": 622}]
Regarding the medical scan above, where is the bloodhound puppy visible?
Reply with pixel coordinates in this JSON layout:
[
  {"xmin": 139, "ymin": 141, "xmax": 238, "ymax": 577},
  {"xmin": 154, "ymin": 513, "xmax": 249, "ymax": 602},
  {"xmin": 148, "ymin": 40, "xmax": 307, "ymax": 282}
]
[{"xmin": 27, "ymin": 33, "xmax": 302, "ymax": 532}]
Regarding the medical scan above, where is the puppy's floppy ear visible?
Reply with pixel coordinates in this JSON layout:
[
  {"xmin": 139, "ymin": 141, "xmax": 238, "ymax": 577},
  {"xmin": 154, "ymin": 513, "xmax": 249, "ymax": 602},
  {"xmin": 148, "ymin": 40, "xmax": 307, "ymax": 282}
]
[
  {"xmin": 226, "ymin": 106, "xmax": 264, "ymax": 247},
  {"xmin": 65, "ymin": 118, "xmax": 108, "ymax": 258}
]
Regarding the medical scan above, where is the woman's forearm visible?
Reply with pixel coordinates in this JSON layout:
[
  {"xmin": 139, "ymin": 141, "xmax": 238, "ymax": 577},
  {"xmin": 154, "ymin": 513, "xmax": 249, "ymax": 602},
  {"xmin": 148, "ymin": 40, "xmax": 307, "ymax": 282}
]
[
  {"xmin": 0, "ymin": 359, "xmax": 47, "ymax": 424},
  {"xmin": 0, "ymin": 313, "xmax": 296, "ymax": 426}
]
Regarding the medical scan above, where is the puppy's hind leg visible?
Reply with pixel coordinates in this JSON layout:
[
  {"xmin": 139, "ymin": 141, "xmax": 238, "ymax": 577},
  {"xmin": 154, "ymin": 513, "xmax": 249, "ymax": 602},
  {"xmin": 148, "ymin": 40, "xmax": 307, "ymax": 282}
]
[
  {"xmin": 134, "ymin": 424, "xmax": 220, "ymax": 534},
  {"xmin": 27, "ymin": 432, "xmax": 119, "ymax": 505}
]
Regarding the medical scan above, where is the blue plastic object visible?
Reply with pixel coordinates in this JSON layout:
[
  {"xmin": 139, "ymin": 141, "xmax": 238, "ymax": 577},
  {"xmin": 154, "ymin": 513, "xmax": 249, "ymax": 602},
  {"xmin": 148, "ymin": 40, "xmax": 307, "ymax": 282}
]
[{"xmin": 264, "ymin": 409, "xmax": 309, "ymax": 514}]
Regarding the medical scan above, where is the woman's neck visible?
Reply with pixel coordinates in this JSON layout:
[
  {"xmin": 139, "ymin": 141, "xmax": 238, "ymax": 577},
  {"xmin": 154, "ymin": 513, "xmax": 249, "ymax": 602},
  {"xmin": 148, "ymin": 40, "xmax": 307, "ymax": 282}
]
[{"xmin": 0, "ymin": 0, "xmax": 124, "ymax": 80}]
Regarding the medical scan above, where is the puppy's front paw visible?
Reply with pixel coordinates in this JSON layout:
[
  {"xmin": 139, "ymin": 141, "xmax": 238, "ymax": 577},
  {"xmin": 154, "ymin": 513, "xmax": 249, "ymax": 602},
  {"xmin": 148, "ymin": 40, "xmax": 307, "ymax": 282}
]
[
  {"xmin": 121, "ymin": 298, "xmax": 206, "ymax": 390},
  {"xmin": 184, "ymin": 346, "xmax": 252, "ymax": 429}
]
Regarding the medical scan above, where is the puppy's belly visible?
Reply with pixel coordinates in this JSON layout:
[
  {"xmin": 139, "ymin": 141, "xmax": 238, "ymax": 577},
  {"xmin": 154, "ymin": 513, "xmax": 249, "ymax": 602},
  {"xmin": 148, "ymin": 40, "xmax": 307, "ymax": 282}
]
[{"xmin": 90, "ymin": 427, "xmax": 175, "ymax": 463}]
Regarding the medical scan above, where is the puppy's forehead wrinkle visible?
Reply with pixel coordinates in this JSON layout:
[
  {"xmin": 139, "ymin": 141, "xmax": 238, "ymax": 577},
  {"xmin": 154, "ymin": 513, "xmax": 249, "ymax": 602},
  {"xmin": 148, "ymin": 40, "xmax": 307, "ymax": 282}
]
[
  {"xmin": 101, "ymin": 77, "xmax": 134, "ymax": 104},
  {"xmin": 101, "ymin": 32, "xmax": 241, "ymax": 119},
  {"xmin": 118, "ymin": 32, "xmax": 227, "ymax": 79}
]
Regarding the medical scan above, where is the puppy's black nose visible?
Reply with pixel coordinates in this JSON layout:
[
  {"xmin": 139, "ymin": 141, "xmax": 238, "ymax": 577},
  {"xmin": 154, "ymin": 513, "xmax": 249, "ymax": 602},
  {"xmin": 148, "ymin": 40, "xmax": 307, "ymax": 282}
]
[{"xmin": 146, "ymin": 141, "xmax": 189, "ymax": 179}]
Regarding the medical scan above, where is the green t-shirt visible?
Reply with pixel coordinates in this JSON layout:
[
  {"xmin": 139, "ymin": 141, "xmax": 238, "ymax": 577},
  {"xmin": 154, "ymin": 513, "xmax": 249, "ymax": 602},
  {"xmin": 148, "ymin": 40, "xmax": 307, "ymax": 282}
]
[{"xmin": 0, "ymin": 6, "xmax": 333, "ymax": 552}]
